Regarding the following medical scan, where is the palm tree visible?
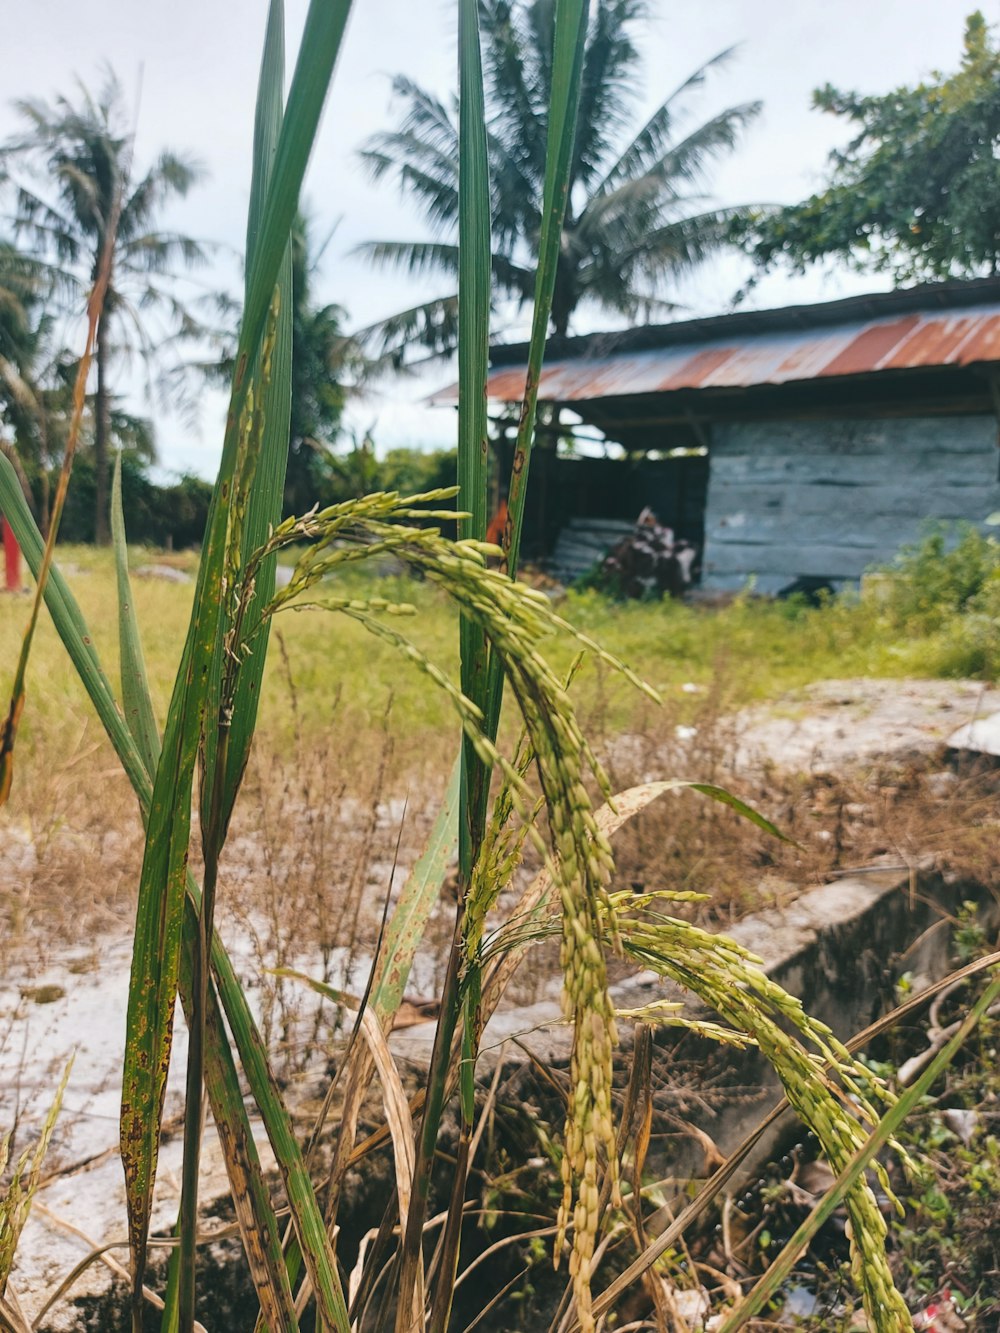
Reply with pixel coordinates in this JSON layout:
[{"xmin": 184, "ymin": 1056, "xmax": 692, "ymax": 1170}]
[
  {"xmin": 0, "ymin": 244, "xmax": 41, "ymax": 442},
  {"xmin": 356, "ymin": 0, "xmax": 761, "ymax": 356},
  {"xmin": 284, "ymin": 213, "xmax": 350, "ymax": 515},
  {"xmin": 0, "ymin": 243, "xmax": 58, "ymax": 525},
  {"xmin": 0, "ymin": 68, "xmax": 208, "ymax": 542}
]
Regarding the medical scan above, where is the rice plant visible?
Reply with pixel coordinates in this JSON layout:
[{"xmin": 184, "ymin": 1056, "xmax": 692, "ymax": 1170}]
[
  {"xmin": 3, "ymin": 2, "xmax": 999, "ymax": 1332},
  {"xmin": 0, "ymin": 1060, "xmax": 72, "ymax": 1332}
]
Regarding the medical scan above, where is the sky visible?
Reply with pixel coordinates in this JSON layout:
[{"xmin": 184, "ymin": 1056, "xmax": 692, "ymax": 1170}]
[{"xmin": 3, "ymin": 0, "xmax": 995, "ymax": 479}]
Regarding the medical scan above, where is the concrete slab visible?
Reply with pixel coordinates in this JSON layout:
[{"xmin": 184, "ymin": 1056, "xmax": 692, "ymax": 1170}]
[{"xmin": 948, "ymin": 709, "xmax": 1000, "ymax": 756}]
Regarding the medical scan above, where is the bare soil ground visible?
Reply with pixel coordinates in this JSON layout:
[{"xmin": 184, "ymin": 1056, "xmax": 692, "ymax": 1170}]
[{"xmin": 734, "ymin": 677, "xmax": 1000, "ymax": 773}]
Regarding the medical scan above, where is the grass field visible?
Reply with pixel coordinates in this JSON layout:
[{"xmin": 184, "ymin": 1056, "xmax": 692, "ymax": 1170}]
[
  {"xmin": 2, "ymin": 539, "xmax": 994, "ymax": 957},
  {"xmin": 1, "ymin": 541, "xmax": 982, "ymax": 767}
]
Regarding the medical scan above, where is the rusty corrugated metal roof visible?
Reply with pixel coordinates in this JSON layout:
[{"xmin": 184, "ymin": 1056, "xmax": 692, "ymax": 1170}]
[{"xmin": 433, "ymin": 302, "xmax": 1000, "ymax": 405}]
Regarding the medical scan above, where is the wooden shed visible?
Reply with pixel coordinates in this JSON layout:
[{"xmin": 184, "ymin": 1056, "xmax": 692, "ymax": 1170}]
[{"xmin": 475, "ymin": 278, "xmax": 1000, "ymax": 592}]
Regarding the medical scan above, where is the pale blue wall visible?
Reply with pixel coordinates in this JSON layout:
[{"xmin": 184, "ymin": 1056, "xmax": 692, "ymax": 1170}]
[{"xmin": 702, "ymin": 415, "xmax": 1000, "ymax": 593}]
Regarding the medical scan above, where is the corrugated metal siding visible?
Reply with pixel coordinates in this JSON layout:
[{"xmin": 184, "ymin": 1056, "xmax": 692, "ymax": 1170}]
[{"xmin": 457, "ymin": 304, "xmax": 1000, "ymax": 404}]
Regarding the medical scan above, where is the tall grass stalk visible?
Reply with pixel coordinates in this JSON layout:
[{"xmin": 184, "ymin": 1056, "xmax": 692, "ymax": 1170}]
[{"xmin": 394, "ymin": 0, "xmax": 494, "ymax": 1321}]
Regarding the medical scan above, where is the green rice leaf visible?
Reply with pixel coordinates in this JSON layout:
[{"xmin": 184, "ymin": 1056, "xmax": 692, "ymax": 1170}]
[
  {"xmin": 120, "ymin": 1, "xmax": 355, "ymax": 1310},
  {"xmin": 202, "ymin": 0, "xmax": 294, "ymax": 841},
  {"xmin": 398, "ymin": 5, "xmax": 494, "ymax": 1315},
  {"xmin": 111, "ymin": 451, "xmax": 161, "ymax": 779},
  {"xmin": 456, "ymin": 0, "xmax": 493, "ymax": 872},
  {"xmin": 178, "ymin": 4, "xmax": 295, "ymax": 1318},
  {"xmin": 482, "ymin": 0, "xmax": 589, "ymax": 740},
  {"xmin": 499, "ymin": 0, "xmax": 587, "ymax": 579},
  {"xmin": 371, "ymin": 760, "xmax": 460, "ymax": 1026}
]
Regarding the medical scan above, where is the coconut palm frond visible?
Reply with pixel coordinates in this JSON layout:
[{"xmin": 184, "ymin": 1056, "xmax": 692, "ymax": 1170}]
[{"xmin": 358, "ymin": 0, "xmax": 760, "ymax": 354}]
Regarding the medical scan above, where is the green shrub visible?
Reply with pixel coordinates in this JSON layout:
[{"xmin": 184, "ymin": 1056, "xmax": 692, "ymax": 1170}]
[
  {"xmin": 52, "ymin": 452, "xmax": 213, "ymax": 548},
  {"xmin": 880, "ymin": 523, "xmax": 1000, "ymax": 629}
]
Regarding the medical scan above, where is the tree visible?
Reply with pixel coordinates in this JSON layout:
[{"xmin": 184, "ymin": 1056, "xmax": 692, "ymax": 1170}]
[
  {"xmin": 0, "ymin": 245, "xmax": 45, "ymax": 468},
  {"xmin": 283, "ymin": 213, "xmax": 350, "ymax": 515},
  {"xmin": 355, "ymin": 0, "xmax": 760, "ymax": 355},
  {"xmin": 737, "ymin": 11, "xmax": 1000, "ymax": 283},
  {"xmin": 0, "ymin": 68, "xmax": 208, "ymax": 542},
  {"xmin": 0, "ymin": 243, "xmax": 69, "ymax": 529}
]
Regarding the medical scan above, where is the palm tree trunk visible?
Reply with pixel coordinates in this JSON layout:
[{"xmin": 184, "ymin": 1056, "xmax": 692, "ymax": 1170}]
[
  {"xmin": 39, "ymin": 469, "xmax": 50, "ymax": 540},
  {"xmin": 94, "ymin": 313, "xmax": 110, "ymax": 546}
]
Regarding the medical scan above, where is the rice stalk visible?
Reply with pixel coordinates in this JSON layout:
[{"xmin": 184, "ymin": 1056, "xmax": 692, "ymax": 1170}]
[
  {"xmin": 0, "ymin": 1059, "xmax": 72, "ymax": 1300},
  {"xmin": 0, "ymin": 451, "xmax": 325, "ymax": 1333},
  {"xmin": 0, "ymin": 453, "xmax": 350, "ymax": 1333},
  {"xmin": 261, "ymin": 496, "xmax": 651, "ymax": 1329},
  {"xmin": 121, "ymin": 3, "xmax": 352, "ymax": 1327},
  {"xmin": 516, "ymin": 888, "xmax": 912, "ymax": 1328}
]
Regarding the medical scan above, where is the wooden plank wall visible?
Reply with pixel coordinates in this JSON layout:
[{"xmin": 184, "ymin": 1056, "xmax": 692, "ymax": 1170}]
[{"xmin": 702, "ymin": 415, "xmax": 1000, "ymax": 593}]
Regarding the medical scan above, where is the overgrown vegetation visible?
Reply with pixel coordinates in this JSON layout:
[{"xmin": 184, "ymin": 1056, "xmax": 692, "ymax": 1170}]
[
  {"xmin": 885, "ymin": 960, "xmax": 1000, "ymax": 1325},
  {"xmin": 873, "ymin": 522, "xmax": 1000, "ymax": 678},
  {"xmin": 736, "ymin": 10, "xmax": 1000, "ymax": 282}
]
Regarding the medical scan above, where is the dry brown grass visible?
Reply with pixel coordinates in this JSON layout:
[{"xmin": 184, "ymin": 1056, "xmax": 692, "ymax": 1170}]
[
  {"xmin": 3, "ymin": 554, "xmax": 999, "ymax": 1042},
  {"xmin": 599, "ymin": 680, "xmax": 1000, "ymax": 933}
]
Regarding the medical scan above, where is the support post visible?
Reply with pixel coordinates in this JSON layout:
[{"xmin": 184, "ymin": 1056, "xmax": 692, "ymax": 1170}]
[{"xmin": 2, "ymin": 516, "xmax": 20, "ymax": 592}]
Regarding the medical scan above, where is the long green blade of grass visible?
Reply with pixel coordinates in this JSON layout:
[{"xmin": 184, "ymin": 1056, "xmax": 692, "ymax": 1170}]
[
  {"xmin": 0, "ymin": 457, "xmax": 351, "ymax": 1333},
  {"xmin": 483, "ymin": 0, "xmax": 588, "ymax": 737},
  {"xmin": 499, "ymin": 0, "xmax": 587, "ymax": 580},
  {"xmin": 455, "ymin": 0, "xmax": 492, "ymax": 923},
  {"xmin": 396, "ymin": 2, "xmax": 492, "ymax": 1323},
  {"xmin": 201, "ymin": 0, "xmax": 294, "ymax": 842},
  {"xmin": 397, "ymin": 10, "xmax": 594, "ymax": 1318},
  {"xmin": 176, "ymin": 3, "xmax": 294, "ymax": 1324},
  {"xmin": 111, "ymin": 451, "xmax": 161, "ymax": 779},
  {"xmin": 120, "ymin": 4, "xmax": 354, "ymax": 1322},
  {"xmin": 439, "ymin": 6, "xmax": 590, "ymax": 1324}
]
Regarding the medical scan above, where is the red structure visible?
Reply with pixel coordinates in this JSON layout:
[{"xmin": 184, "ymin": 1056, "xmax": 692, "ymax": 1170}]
[{"xmin": 3, "ymin": 517, "xmax": 20, "ymax": 591}]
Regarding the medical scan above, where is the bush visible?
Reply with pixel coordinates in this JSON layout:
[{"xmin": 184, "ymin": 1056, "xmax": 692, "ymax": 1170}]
[
  {"xmin": 880, "ymin": 523, "xmax": 1000, "ymax": 629},
  {"xmin": 51, "ymin": 451, "xmax": 213, "ymax": 548},
  {"xmin": 44, "ymin": 446, "xmax": 457, "ymax": 549},
  {"xmin": 869, "ymin": 524, "xmax": 1000, "ymax": 678}
]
